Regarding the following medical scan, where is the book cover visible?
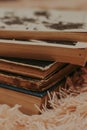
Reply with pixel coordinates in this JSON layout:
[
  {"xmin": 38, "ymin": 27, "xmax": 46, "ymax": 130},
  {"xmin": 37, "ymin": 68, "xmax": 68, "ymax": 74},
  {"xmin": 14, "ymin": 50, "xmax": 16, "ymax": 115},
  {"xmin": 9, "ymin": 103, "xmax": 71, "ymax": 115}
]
[
  {"xmin": 0, "ymin": 57, "xmax": 64, "ymax": 79},
  {"xmin": 0, "ymin": 9, "xmax": 87, "ymax": 41},
  {"xmin": 0, "ymin": 64, "xmax": 77, "ymax": 91},
  {"xmin": 0, "ymin": 39, "xmax": 87, "ymax": 65},
  {"xmin": 0, "ymin": 78, "xmax": 64, "ymax": 115}
]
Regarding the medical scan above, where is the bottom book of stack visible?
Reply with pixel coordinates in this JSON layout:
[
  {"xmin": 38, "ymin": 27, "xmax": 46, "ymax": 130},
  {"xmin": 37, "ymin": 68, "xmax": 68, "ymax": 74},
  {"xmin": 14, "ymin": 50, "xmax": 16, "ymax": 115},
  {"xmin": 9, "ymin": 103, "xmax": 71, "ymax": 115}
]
[
  {"xmin": 0, "ymin": 80, "xmax": 63, "ymax": 115},
  {"xmin": 0, "ymin": 57, "xmax": 78, "ymax": 115}
]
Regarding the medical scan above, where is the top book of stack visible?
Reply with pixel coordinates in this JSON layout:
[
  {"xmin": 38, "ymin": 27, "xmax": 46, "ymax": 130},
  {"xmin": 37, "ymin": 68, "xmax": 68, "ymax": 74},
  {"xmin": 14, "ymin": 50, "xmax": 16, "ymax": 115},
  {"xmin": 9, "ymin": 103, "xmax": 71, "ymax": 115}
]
[
  {"xmin": 0, "ymin": 8, "xmax": 87, "ymax": 41},
  {"xmin": 0, "ymin": 8, "xmax": 87, "ymax": 66}
]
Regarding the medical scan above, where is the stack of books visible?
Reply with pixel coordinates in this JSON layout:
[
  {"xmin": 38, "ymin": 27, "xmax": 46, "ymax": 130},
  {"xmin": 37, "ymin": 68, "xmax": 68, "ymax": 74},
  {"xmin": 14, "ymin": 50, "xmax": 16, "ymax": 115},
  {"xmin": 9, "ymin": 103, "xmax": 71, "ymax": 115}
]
[{"xmin": 0, "ymin": 8, "xmax": 87, "ymax": 115}]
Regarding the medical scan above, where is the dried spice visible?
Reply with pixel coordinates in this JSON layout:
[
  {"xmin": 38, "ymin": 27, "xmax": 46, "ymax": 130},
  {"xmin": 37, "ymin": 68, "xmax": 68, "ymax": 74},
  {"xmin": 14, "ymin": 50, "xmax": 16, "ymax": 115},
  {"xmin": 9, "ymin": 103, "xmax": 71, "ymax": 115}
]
[
  {"xmin": 1, "ymin": 16, "xmax": 11, "ymax": 19},
  {"xmin": 0, "ymin": 26, "xmax": 5, "ymax": 29},
  {"xmin": 34, "ymin": 11, "xmax": 50, "ymax": 18},
  {"xmin": 22, "ymin": 18, "xmax": 36, "ymax": 23},
  {"xmin": 42, "ymin": 21, "xmax": 49, "ymax": 24},
  {"xmin": 1, "ymin": 16, "xmax": 36, "ymax": 25},
  {"xmin": 46, "ymin": 21, "xmax": 84, "ymax": 30},
  {"xmin": 3, "ymin": 16, "xmax": 23, "ymax": 25},
  {"xmin": 26, "ymin": 27, "xmax": 29, "ymax": 30},
  {"xmin": 4, "ymin": 20, "xmax": 23, "ymax": 25}
]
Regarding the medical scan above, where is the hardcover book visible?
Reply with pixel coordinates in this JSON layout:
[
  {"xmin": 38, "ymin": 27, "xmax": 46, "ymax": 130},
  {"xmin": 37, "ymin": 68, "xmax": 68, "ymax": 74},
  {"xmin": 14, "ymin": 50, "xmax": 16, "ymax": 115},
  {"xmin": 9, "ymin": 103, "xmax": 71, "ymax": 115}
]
[
  {"xmin": 0, "ymin": 8, "xmax": 85, "ymax": 115},
  {"xmin": 0, "ymin": 39, "xmax": 87, "ymax": 66},
  {"xmin": 0, "ymin": 79, "xmax": 64, "ymax": 115},
  {"xmin": 0, "ymin": 64, "xmax": 77, "ymax": 91},
  {"xmin": 0, "ymin": 9, "xmax": 87, "ymax": 42},
  {"xmin": 0, "ymin": 57, "xmax": 64, "ymax": 79}
]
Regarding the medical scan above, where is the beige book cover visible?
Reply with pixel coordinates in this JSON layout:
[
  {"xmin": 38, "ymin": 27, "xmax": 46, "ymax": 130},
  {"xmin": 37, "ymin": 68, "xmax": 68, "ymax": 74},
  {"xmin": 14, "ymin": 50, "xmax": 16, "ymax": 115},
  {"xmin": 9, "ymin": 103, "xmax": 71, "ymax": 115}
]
[{"xmin": 0, "ymin": 9, "xmax": 87, "ymax": 41}]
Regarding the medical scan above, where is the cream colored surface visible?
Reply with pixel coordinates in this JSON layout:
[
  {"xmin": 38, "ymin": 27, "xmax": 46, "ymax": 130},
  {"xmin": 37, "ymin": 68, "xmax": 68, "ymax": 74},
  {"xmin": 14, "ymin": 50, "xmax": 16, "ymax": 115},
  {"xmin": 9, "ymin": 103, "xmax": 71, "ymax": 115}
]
[{"xmin": 0, "ymin": 0, "xmax": 87, "ymax": 10}]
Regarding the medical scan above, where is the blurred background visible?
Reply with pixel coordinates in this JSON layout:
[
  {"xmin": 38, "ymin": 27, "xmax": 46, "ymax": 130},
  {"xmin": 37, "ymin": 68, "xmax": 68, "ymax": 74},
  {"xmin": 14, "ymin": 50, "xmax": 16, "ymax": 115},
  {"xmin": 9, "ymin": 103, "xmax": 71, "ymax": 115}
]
[{"xmin": 0, "ymin": 0, "xmax": 87, "ymax": 10}]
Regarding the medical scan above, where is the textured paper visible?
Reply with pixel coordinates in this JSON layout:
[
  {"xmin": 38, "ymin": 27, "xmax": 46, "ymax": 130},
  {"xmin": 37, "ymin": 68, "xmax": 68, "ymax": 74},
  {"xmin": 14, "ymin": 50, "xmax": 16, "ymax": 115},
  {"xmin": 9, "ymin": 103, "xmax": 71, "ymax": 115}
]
[{"xmin": 0, "ymin": 8, "xmax": 87, "ymax": 32}]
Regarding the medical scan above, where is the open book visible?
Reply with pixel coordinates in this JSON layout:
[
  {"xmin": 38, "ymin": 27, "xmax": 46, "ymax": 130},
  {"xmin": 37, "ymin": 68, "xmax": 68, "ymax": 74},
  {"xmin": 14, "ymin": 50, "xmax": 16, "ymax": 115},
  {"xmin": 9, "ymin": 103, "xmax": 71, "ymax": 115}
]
[{"xmin": 0, "ymin": 9, "xmax": 87, "ymax": 41}]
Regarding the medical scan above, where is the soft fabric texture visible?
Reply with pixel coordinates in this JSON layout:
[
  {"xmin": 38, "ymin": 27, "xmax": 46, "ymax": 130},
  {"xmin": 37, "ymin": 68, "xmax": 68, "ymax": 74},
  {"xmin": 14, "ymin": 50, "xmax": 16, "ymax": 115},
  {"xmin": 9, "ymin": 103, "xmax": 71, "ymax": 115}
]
[
  {"xmin": 0, "ymin": 67, "xmax": 87, "ymax": 130},
  {"xmin": 0, "ymin": 91, "xmax": 87, "ymax": 130}
]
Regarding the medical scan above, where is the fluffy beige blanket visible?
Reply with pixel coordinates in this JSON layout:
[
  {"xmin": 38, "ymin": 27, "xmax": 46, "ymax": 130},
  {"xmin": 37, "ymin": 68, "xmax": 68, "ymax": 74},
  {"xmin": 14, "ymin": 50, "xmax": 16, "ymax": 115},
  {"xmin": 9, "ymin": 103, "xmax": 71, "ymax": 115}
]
[
  {"xmin": 0, "ymin": 91, "xmax": 87, "ymax": 130},
  {"xmin": 0, "ymin": 67, "xmax": 87, "ymax": 130}
]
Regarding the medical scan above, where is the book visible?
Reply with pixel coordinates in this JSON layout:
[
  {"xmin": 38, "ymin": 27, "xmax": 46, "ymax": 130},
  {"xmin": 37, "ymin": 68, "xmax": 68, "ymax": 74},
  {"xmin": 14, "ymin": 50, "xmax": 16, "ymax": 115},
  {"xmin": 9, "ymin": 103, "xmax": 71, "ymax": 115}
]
[
  {"xmin": 0, "ymin": 79, "xmax": 64, "ymax": 115},
  {"xmin": 0, "ymin": 57, "xmax": 64, "ymax": 79},
  {"xmin": 0, "ymin": 64, "xmax": 77, "ymax": 91},
  {"xmin": 0, "ymin": 39, "xmax": 87, "ymax": 66},
  {"xmin": 0, "ymin": 9, "xmax": 87, "ymax": 41}
]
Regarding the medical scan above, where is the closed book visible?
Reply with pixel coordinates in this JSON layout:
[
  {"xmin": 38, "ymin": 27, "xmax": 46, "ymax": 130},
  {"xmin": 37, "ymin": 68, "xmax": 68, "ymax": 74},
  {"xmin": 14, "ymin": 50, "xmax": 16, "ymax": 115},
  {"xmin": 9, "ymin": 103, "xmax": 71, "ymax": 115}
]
[
  {"xmin": 0, "ymin": 39, "xmax": 87, "ymax": 65},
  {"xmin": 0, "ymin": 64, "xmax": 77, "ymax": 91},
  {"xmin": 0, "ymin": 57, "xmax": 64, "ymax": 79},
  {"xmin": 0, "ymin": 9, "xmax": 87, "ymax": 42},
  {"xmin": 0, "ymin": 79, "xmax": 64, "ymax": 115}
]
